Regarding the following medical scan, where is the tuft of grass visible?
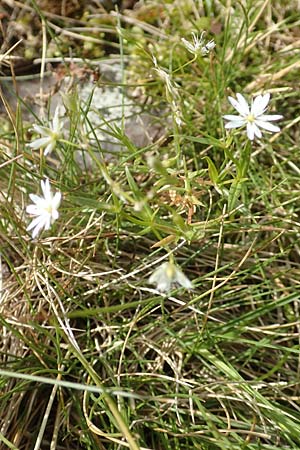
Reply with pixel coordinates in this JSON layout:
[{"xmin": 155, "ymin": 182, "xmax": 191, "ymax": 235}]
[{"xmin": 1, "ymin": 0, "xmax": 300, "ymax": 449}]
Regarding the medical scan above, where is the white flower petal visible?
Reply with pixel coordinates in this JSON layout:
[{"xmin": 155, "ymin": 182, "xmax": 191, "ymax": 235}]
[
  {"xmin": 236, "ymin": 93, "xmax": 250, "ymax": 115},
  {"xmin": 252, "ymin": 123, "xmax": 262, "ymax": 139},
  {"xmin": 225, "ymin": 120, "xmax": 245, "ymax": 129},
  {"xmin": 51, "ymin": 210, "xmax": 59, "ymax": 222},
  {"xmin": 251, "ymin": 93, "xmax": 270, "ymax": 116},
  {"xmin": 32, "ymin": 199, "xmax": 49, "ymax": 211},
  {"xmin": 27, "ymin": 214, "xmax": 49, "ymax": 237},
  {"xmin": 30, "ymin": 224, "xmax": 44, "ymax": 239},
  {"xmin": 181, "ymin": 38, "xmax": 194, "ymax": 53},
  {"xmin": 246, "ymin": 123, "xmax": 256, "ymax": 140},
  {"xmin": 32, "ymin": 124, "xmax": 52, "ymax": 136},
  {"xmin": 205, "ymin": 40, "xmax": 216, "ymax": 50},
  {"xmin": 192, "ymin": 31, "xmax": 204, "ymax": 45},
  {"xmin": 227, "ymin": 95, "xmax": 248, "ymax": 116},
  {"xmin": 28, "ymin": 137, "xmax": 50, "ymax": 149},
  {"xmin": 33, "ymin": 220, "xmax": 49, "ymax": 238},
  {"xmin": 27, "ymin": 215, "xmax": 47, "ymax": 237},
  {"xmin": 27, "ymin": 215, "xmax": 43, "ymax": 231},
  {"xmin": 30, "ymin": 227, "xmax": 39, "ymax": 239},
  {"xmin": 29, "ymin": 193, "xmax": 42, "ymax": 204},
  {"xmin": 254, "ymin": 120, "xmax": 281, "ymax": 132},
  {"xmin": 52, "ymin": 192, "xmax": 62, "ymax": 210},
  {"xmin": 26, "ymin": 204, "xmax": 41, "ymax": 215},
  {"xmin": 41, "ymin": 179, "xmax": 51, "ymax": 200},
  {"xmin": 157, "ymin": 279, "xmax": 171, "ymax": 292},
  {"xmin": 258, "ymin": 114, "xmax": 283, "ymax": 121},
  {"xmin": 174, "ymin": 268, "xmax": 193, "ymax": 289},
  {"xmin": 223, "ymin": 114, "xmax": 245, "ymax": 121},
  {"xmin": 149, "ymin": 268, "xmax": 164, "ymax": 285},
  {"xmin": 43, "ymin": 215, "xmax": 52, "ymax": 230},
  {"xmin": 44, "ymin": 141, "xmax": 55, "ymax": 156},
  {"xmin": 52, "ymin": 107, "xmax": 61, "ymax": 132}
]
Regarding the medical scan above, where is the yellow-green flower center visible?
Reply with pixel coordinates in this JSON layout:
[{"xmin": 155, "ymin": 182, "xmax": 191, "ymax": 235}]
[
  {"xmin": 166, "ymin": 263, "xmax": 176, "ymax": 279},
  {"xmin": 51, "ymin": 131, "xmax": 59, "ymax": 141},
  {"xmin": 44, "ymin": 204, "xmax": 53, "ymax": 214},
  {"xmin": 247, "ymin": 114, "xmax": 255, "ymax": 123}
]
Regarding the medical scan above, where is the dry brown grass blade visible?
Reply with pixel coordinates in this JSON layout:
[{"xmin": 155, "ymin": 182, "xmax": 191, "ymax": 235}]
[{"xmin": 246, "ymin": 60, "xmax": 300, "ymax": 91}]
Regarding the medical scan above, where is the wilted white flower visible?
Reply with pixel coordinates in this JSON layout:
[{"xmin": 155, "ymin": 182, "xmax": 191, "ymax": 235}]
[
  {"xmin": 152, "ymin": 55, "xmax": 179, "ymax": 100},
  {"xmin": 28, "ymin": 106, "xmax": 64, "ymax": 155},
  {"xmin": 152, "ymin": 55, "xmax": 182, "ymax": 126},
  {"xmin": 171, "ymin": 100, "xmax": 183, "ymax": 127},
  {"xmin": 223, "ymin": 92, "xmax": 283, "ymax": 141},
  {"xmin": 26, "ymin": 178, "xmax": 62, "ymax": 238},
  {"xmin": 181, "ymin": 32, "xmax": 216, "ymax": 56},
  {"xmin": 149, "ymin": 261, "xmax": 192, "ymax": 293}
]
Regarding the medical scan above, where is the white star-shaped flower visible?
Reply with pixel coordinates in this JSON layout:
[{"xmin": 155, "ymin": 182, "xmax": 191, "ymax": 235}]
[
  {"xmin": 26, "ymin": 178, "xmax": 62, "ymax": 238},
  {"xmin": 28, "ymin": 106, "xmax": 64, "ymax": 155},
  {"xmin": 181, "ymin": 32, "xmax": 216, "ymax": 56},
  {"xmin": 223, "ymin": 92, "xmax": 283, "ymax": 141},
  {"xmin": 148, "ymin": 261, "xmax": 192, "ymax": 293}
]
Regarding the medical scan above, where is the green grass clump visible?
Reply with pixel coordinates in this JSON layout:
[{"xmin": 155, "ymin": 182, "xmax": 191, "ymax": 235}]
[{"xmin": 1, "ymin": 0, "xmax": 300, "ymax": 449}]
